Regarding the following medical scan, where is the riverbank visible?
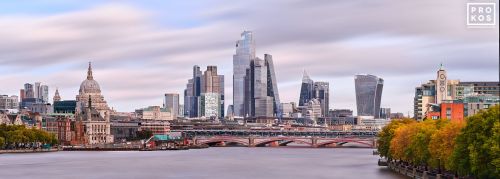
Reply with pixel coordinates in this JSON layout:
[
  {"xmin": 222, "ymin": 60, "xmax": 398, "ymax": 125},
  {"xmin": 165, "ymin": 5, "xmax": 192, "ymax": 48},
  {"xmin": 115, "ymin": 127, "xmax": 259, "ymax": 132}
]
[
  {"xmin": 0, "ymin": 148, "xmax": 60, "ymax": 154},
  {"xmin": 387, "ymin": 161, "xmax": 459, "ymax": 179}
]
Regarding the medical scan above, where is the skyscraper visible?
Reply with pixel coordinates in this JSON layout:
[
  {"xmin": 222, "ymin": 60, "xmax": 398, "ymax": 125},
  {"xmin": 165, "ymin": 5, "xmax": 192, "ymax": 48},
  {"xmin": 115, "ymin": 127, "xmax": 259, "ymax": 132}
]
[
  {"xmin": 299, "ymin": 71, "xmax": 314, "ymax": 106},
  {"xmin": 184, "ymin": 65, "xmax": 224, "ymax": 119},
  {"xmin": 184, "ymin": 66, "xmax": 202, "ymax": 118},
  {"xmin": 164, "ymin": 93, "xmax": 180, "ymax": 118},
  {"xmin": 265, "ymin": 54, "xmax": 281, "ymax": 117},
  {"xmin": 313, "ymin": 81, "xmax": 329, "ymax": 117},
  {"xmin": 244, "ymin": 56, "xmax": 280, "ymax": 117},
  {"xmin": 201, "ymin": 66, "xmax": 224, "ymax": 119},
  {"xmin": 39, "ymin": 85, "xmax": 49, "ymax": 103},
  {"xmin": 233, "ymin": 31, "xmax": 255, "ymax": 117},
  {"xmin": 24, "ymin": 83, "xmax": 34, "ymax": 98},
  {"xmin": 355, "ymin": 74, "xmax": 384, "ymax": 118}
]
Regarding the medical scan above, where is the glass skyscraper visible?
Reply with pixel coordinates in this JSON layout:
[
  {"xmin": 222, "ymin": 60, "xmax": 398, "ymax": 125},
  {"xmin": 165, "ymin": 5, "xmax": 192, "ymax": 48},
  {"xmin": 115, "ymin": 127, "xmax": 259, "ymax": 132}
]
[
  {"xmin": 244, "ymin": 56, "xmax": 281, "ymax": 117},
  {"xmin": 299, "ymin": 71, "xmax": 314, "ymax": 106},
  {"xmin": 233, "ymin": 31, "xmax": 255, "ymax": 117},
  {"xmin": 355, "ymin": 74, "xmax": 384, "ymax": 118}
]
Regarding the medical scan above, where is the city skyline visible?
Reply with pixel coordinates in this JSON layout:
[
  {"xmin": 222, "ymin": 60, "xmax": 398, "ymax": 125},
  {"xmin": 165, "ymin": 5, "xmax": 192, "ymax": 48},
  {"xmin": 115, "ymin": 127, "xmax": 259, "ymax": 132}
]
[{"xmin": 0, "ymin": 1, "xmax": 498, "ymax": 115}]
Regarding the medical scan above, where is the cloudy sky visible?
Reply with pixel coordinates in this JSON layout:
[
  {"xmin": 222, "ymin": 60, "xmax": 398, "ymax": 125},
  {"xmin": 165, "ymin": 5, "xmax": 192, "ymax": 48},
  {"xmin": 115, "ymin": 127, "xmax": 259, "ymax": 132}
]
[{"xmin": 0, "ymin": 0, "xmax": 498, "ymax": 115}]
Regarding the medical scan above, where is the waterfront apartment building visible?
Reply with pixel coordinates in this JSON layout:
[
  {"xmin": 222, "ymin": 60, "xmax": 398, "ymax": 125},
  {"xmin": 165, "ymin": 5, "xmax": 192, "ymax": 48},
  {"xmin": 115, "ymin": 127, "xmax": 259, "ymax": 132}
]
[
  {"xmin": 413, "ymin": 65, "xmax": 499, "ymax": 121},
  {"xmin": 355, "ymin": 74, "xmax": 384, "ymax": 118}
]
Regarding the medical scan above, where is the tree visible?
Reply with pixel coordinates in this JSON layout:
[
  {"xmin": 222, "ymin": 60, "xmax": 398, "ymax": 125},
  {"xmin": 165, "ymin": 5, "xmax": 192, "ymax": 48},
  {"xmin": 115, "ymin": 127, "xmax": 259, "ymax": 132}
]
[
  {"xmin": 0, "ymin": 137, "xmax": 5, "ymax": 149},
  {"xmin": 450, "ymin": 105, "xmax": 499, "ymax": 178},
  {"xmin": 429, "ymin": 121, "xmax": 464, "ymax": 171},
  {"xmin": 390, "ymin": 123, "xmax": 418, "ymax": 162},
  {"xmin": 377, "ymin": 118, "xmax": 415, "ymax": 160},
  {"xmin": 408, "ymin": 120, "xmax": 437, "ymax": 167}
]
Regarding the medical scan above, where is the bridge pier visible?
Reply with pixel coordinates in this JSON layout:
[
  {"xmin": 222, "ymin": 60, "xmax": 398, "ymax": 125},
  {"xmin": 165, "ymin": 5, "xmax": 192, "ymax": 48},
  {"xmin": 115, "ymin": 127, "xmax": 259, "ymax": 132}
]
[
  {"xmin": 311, "ymin": 137, "xmax": 318, "ymax": 148},
  {"xmin": 248, "ymin": 137, "xmax": 255, "ymax": 147}
]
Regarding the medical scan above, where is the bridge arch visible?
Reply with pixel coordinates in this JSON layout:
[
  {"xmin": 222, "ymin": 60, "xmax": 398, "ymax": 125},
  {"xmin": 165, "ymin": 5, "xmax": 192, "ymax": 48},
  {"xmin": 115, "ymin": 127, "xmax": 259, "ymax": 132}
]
[
  {"xmin": 316, "ymin": 139, "xmax": 373, "ymax": 148},
  {"xmin": 198, "ymin": 138, "xmax": 249, "ymax": 147},
  {"xmin": 254, "ymin": 137, "xmax": 312, "ymax": 147}
]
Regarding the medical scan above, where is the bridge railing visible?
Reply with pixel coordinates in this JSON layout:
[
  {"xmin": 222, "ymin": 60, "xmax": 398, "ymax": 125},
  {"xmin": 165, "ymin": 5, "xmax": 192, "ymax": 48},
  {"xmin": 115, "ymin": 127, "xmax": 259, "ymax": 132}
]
[{"xmin": 173, "ymin": 130, "xmax": 378, "ymax": 138}]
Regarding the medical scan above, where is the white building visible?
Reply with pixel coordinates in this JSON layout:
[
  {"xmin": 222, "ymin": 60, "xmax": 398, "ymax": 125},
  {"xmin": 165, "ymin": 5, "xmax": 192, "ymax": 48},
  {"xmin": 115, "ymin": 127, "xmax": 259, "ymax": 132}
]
[
  {"xmin": 303, "ymin": 99, "xmax": 322, "ymax": 123},
  {"xmin": 135, "ymin": 106, "xmax": 173, "ymax": 121},
  {"xmin": 201, "ymin": 93, "xmax": 220, "ymax": 119}
]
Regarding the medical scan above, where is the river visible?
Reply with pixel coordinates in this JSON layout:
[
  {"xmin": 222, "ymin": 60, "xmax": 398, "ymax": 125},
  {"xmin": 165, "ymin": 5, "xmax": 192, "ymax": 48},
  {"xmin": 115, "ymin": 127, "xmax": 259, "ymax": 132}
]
[{"xmin": 0, "ymin": 148, "xmax": 406, "ymax": 179}]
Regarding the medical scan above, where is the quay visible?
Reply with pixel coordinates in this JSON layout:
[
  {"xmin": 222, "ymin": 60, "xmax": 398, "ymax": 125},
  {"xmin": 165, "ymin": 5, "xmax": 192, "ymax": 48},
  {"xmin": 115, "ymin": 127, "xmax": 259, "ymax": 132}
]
[{"xmin": 0, "ymin": 148, "xmax": 60, "ymax": 154}]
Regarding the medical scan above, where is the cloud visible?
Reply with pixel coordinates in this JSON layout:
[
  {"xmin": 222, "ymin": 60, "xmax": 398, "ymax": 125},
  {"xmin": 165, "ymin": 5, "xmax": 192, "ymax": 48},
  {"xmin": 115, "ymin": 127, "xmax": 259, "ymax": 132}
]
[{"xmin": 0, "ymin": 0, "xmax": 497, "ymax": 115}]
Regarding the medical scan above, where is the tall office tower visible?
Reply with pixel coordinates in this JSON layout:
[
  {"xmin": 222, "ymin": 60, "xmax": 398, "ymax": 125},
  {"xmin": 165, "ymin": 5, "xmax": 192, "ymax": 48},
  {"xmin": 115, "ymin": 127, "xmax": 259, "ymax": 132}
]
[
  {"xmin": 244, "ymin": 57, "xmax": 279, "ymax": 117},
  {"xmin": 201, "ymin": 66, "xmax": 224, "ymax": 119},
  {"xmin": 233, "ymin": 31, "xmax": 255, "ymax": 117},
  {"xmin": 218, "ymin": 75, "xmax": 225, "ymax": 118},
  {"xmin": 313, "ymin": 81, "xmax": 329, "ymax": 117},
  {"xmin": 355, "ymin": 74, "xmax": 384, "ymax": 118},
  {"xmin": 39, "ymin": 85, "xmax": 49, "ymax": 103},
  {"xmin": 53, "ymin": 88, "xmax": 61, "ymax": 103},
  {"xmin": 24, "ymin": 83, "xmax": 34, "ymax": 98},
  {"xmin": 265, "ymin": 54, "xmax": 281, "ymax": 117},
  {"xmin": 183, "ymin": 66, "xmax": 203, "ymax": 118},
  {"xmin": 34, "ymin": 82, "xmax": 41, "ymax": 99},
  {"xmin": 299, "ymin": 71, "xmax": 314, "ymax": 106},
  {"xmin": 164, "ymin": 93, "xmax": 180, "ymax": 118},
  {"xmin": 19, "ymin": 89, "xmax": 25, "ymax": 102},
  {"xmin": 436, "ymin": 64, "xmax": 448, "ymax": 104}
]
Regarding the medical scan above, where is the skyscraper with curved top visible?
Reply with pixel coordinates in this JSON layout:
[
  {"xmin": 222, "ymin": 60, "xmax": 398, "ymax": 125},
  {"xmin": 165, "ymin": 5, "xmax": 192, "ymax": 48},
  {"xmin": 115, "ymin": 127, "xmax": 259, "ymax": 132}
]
[
  {"xmin": 355, "ymin": 74, "xmax": 384, "ymax": 118},
  {"xmin": 233, "ymin": 31, "xmax": 255, "ymax": 117}
]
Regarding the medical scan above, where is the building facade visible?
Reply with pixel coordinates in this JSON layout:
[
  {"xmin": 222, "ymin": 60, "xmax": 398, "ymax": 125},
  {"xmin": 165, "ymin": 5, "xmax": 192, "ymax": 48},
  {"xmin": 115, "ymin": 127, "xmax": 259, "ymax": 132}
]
[
  {"xmin": 355, "ymin": 74, "xmax": 384, "ymax": 118},
  {"xmin": 244, "ymin": 56, "xmax": 281, "ymax": 118},
  {"xmin": 313, "ymin": 81, "xmax": 329, "ymax": 117},
  {"xmin": 299, "ymin": 71, "xmax": 314, "ymax": 107},
  {"xmin": 135, "ymin": 106, "xmax": 173, "ymax": 121},
  {"xmin": 233, "ymin": 31, "xmax": 255, "ymax": 117},
  {"xmin": 75, "ymin": 62, "xmax": 114, "ymax": 145},
  {"xmin": 164, "ymin": 93, "xmax": 179, "ymax": 118},
  {"xmin": 0, "ymin": 95, "xmax": 19, "ymax": 111}
]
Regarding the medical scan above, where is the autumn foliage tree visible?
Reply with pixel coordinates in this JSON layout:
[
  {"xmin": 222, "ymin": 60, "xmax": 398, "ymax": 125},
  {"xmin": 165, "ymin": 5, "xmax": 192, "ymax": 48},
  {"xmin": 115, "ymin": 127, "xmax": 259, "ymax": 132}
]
[{"xmin": 378, "ymin": 105, "xmax": 498, "ymax": 178}]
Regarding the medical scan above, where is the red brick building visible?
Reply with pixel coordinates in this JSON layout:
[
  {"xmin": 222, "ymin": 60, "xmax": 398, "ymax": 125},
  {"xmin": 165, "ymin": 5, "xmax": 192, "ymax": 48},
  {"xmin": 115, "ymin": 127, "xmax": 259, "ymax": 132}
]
[{"xmin": 425, "ymin": 103, "xmax": 464, "ymax": 122}]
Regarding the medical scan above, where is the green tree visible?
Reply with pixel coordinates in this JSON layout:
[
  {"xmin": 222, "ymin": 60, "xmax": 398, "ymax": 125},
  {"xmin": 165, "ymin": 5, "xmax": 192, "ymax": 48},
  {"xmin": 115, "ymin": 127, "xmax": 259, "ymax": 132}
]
[
  {"xmin": 450, "ymin": 105, "xmax": 499, "ymax": 178},
  {"xmin": 0, "ymin": 137, "xmax": 5, "ymax": 149}
]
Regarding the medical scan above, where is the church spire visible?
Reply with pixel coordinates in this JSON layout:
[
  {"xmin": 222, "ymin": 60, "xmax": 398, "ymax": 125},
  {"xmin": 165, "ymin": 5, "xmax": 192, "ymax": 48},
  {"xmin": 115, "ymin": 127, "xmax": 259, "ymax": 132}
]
[
  {"xmin": 87, "ymin": 62, "xmax": 93, "ymax": 80},
  {"xmin": 53, "ymin": 88, "xmax": 61, "ymax": 102}
]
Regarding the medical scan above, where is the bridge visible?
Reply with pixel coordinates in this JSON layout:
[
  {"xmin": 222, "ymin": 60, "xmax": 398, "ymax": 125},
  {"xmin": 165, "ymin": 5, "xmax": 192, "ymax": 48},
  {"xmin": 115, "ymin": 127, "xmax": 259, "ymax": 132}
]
[{"xmin": 175, "ymin": 130, "xmax": 378, "ymax": 148}]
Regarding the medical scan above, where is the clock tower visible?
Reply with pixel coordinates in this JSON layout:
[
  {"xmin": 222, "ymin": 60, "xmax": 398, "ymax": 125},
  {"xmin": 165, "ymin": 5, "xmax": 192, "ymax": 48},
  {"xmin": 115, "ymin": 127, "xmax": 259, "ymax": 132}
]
[{"xmin": 436, "ymin": 63, "xmax": 447, "ymax": 104}]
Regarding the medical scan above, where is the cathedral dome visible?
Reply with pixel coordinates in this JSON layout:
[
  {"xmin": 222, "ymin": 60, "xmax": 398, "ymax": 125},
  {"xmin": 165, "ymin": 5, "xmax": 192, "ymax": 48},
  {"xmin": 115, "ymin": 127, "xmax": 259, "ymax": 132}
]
[
  {"xmin": 79, "ymin": 62, "xmax": 101, "ymax": 94},
  {"xmin": 80, "ymin": 79, "xmax": 101, "ymax": 93}
]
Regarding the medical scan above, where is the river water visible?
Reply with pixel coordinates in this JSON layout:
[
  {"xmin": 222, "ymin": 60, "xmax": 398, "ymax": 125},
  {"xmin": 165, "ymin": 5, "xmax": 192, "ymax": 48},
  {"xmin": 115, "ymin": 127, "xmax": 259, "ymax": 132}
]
[{"xmin": 0, "ymin": 148, "xmax": 406, "ymax": 179}]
